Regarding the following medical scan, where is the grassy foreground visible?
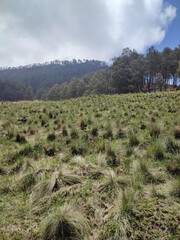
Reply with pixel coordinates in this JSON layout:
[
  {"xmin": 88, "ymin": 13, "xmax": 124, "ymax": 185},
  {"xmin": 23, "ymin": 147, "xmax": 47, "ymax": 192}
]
[{"xmin": 0, "ymin": 91, "xmax": 180, "ymax": 239}]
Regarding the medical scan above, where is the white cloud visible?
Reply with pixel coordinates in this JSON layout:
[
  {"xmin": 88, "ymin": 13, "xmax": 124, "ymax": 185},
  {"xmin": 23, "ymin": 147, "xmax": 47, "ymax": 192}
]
[{"xmin": 0, "ymin": 0, "xmax": 176, "ymax": 67}]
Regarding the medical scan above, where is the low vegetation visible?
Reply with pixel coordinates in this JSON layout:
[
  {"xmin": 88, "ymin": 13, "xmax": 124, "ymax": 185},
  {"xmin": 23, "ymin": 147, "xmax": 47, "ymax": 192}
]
[{"xmin": 0, "ymin": 91, "xmax": 180, "ymax": 239}]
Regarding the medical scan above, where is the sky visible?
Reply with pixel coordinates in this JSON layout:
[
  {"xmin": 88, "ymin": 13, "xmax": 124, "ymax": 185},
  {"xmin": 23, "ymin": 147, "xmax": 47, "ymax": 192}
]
[{"xmin": 0, "ymin": 0, "xmax": 179, "ymax": 67}]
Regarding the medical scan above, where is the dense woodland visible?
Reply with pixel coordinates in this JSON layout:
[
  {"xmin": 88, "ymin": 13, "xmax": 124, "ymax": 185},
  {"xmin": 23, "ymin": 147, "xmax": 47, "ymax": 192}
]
[
  {"xmin": 0, "ymin": 46, "xmax": 180, "ymax": 101},
  {"xmin": 0, "ymin": 60, "xmax": 107, "ymax": 101}
]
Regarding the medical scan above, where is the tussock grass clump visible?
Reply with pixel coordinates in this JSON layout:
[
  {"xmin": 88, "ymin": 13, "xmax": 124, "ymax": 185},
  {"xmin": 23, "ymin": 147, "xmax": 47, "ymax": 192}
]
[
  {"xmin": 170, "ymin": 178, "xmax": 180, "ymax": 198},
  {"xmin": 31, "ymin": 171, "xmax": 81, "ymax": 203},
  {"xmin": 70, "ymin": 129, "xmax": 79, "ymax": 139},
  {"xmin": 97, "ymin": 154, "xmax": 106, "ymax": 168},
  {"xmin": 0, "ymin": 166, "xmax": 6, "ymax": 175},
  {"xmin": 90, "ymin": 126, "xmax": 98, "ymax": 136},
  {"xmin": 103, "ymin": 127, "xmax": 113, "ymax": 139},
  {"xmin": 62, "ymin": 126, "xmax": 68, "ymax": 137},
  {"xmin": 174, "ymin": 126, "xmax": 180, "ymax": 139},
  {"xmin": 106, "ymin": 146, "xmax": 119, "ymax": 167},
  {"xmin": 70, "ymin": 145, "xmax": 85, "ymax": 156},
  {"xmin": 15, "ymin": 133, "xmax": 27, "ymax": 143},
  {"xmin": 140, "ymin": 123, "xmax": 146, "ymax": 130},
  {"xmin": 128, "ymin": 129, "xmax": 139, "ymax": 146},
  {"xmin": 41, "ymin": 204, "xmax": 90, "ymax": 240},
  {"xmin": 79, "ymin": 118, "xmax": 88, "ymax": 130},
  {"xmin": 18, "ymin": 172, "xmax": 36, "ymax": 191},
  {"xmin": 31, "ymin": 177, "xmax": 57, "ymax": 204},
  {"xmin": 99, "ymin": 188, "xmax": 138, "ymax": 239},
  {"xmin": 99, "ymin": 170, "xmax": 130, "ymax": 196},
  {"xmin": 47, "ymin": 133, "xmax": 56, "ymax": 141},
  {"xmin": 44, "ymin": 144, "xmax": 56, "ymax": 156},
  {"xmin": 115, "ymin": 188, "xmax": 139, "ymax": 214},
  {"xmin": 126, "ymin": 146, "xmax": 133, "ymax": 157},
  {"xmin": 116, "ymin": 125, "xmax": 126, "ymax": 138},
  {"xmin": 17, "ymin": 161, "xmax": 45, "ymax": 191},
  {"xmin": 166, "ymin": 161, "xmax": 180, "ymax": 176},
  {"xmin": 149, "ymin": 122, "xmax": 161, "ymax": 137},
  {"xmin": 166, "ymin": 138, "xmax": 180, "ymax": 153},
  {"xmin": 139, "ymin": 160, "xmax": 166, "ymax": 184},
  {"xmin": 153, "ymin": 141, "xmax": 165, "ymax": 160}
]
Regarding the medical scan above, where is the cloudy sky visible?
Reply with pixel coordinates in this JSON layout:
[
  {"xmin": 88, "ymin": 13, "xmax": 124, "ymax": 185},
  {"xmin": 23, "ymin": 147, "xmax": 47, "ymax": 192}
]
[{"xmin": 0, "ymin": 0, "xmax": 179, "ymax": 67}]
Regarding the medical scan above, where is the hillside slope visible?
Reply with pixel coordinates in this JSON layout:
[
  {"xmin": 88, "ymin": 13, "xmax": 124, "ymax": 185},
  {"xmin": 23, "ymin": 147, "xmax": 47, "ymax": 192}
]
[
  {"xmin": 0, "ymin": 59, "xmax": 107, "ymax": 101},
  {"xmin": 0, "ymin": 91, "xmax": 180, "ymax": 239}
]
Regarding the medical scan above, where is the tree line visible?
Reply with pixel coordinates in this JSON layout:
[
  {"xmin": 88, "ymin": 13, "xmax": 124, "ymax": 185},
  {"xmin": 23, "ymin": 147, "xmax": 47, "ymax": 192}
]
[
  {"xmin": 41, "ymin": 46, "xmax": 180, "ymax": 100},
  {"xmin": 0, "ymin": 46, "xmax": 180, "ymax": 101}
]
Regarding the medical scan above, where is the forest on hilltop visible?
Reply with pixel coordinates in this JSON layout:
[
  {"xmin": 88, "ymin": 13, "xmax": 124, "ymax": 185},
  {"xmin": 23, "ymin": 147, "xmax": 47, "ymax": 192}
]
[
  {"xmin": 0, "ymin": 60, "xmax": 107, "ymax": 101},
  {"xmin": 0, "ymin": 45, "xmax": 180, "ymax": 101}
]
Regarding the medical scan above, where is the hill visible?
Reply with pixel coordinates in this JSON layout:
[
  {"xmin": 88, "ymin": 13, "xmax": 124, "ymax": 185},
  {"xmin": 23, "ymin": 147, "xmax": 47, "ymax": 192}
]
[
  {"xmin": 0, "ymin": 45, "xmax": 180, "ymax": 101},
  {"xmin": 0, "ymin": 91, "xmax": 179, "ymax": 239},
  {"xmin": 0, "ymin": 59, "xmax": 107, "ymax": 101}
]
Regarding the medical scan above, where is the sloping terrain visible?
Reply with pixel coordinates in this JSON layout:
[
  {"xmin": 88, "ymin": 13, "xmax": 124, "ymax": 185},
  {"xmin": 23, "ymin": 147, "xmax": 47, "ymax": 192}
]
[{"xmin": 0, "ymin": 91, "xmax": 179, "ymax": 239}]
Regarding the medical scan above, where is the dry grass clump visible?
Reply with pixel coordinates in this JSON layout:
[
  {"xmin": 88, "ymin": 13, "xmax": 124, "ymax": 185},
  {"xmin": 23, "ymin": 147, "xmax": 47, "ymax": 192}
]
[
  {"xmin": 17, "ymin": 170, "xmax": 44, "ymax": 191},
  {"xmin": 31, "ymin": 170, "xmax": 81, "ymax": 204},
  {"xmin": 128, "ymin": 129, "xmax": 139, "ymax": 146},
  {"xmin": 139, "ymin": 160, "xmax": 166, "ymax": 184},
  {"xmin": 41, "ymin": 204, "xmax": 90, "ymax": 240},
  {"xmin": 170, "ymin": 178, "xmax": 180, "ymax": 198},
  {"xmin": 99, "ymin": 188, "xmax": 139, "ymax": 240},
  {"xmin": 105, "ymin": 146, "xmax": 119, "ymax": 167},
  {"xmin": 149, "ymin": 122, "xmax": 161, "ymax": 137},
  {"xmin": 166, "ymin": 138, "xmax": 180, "ymax": 153},
  {"xmin": 99, "ymin": 170, "xmax": 130, "ymax": 196},
  {"xmin": 153, "ymin": 141, "xmax": 166, "ymax": 160},
  {"xmin": 116, "ymin": 124, "xmax": 126, "ymax": 138}
]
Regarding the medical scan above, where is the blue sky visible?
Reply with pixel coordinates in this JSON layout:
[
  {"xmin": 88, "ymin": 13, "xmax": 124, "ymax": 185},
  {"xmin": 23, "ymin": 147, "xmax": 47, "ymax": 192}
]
[{"xmin": 157, "ymin": 0, "xmax": 180, "ymax": 50}]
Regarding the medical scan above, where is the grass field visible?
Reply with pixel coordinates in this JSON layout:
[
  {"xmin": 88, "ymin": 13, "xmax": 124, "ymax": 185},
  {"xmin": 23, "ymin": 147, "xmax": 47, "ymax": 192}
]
[{"xmin": 0, "ymin": 91, "xmax": 180, "ymax": 239}]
